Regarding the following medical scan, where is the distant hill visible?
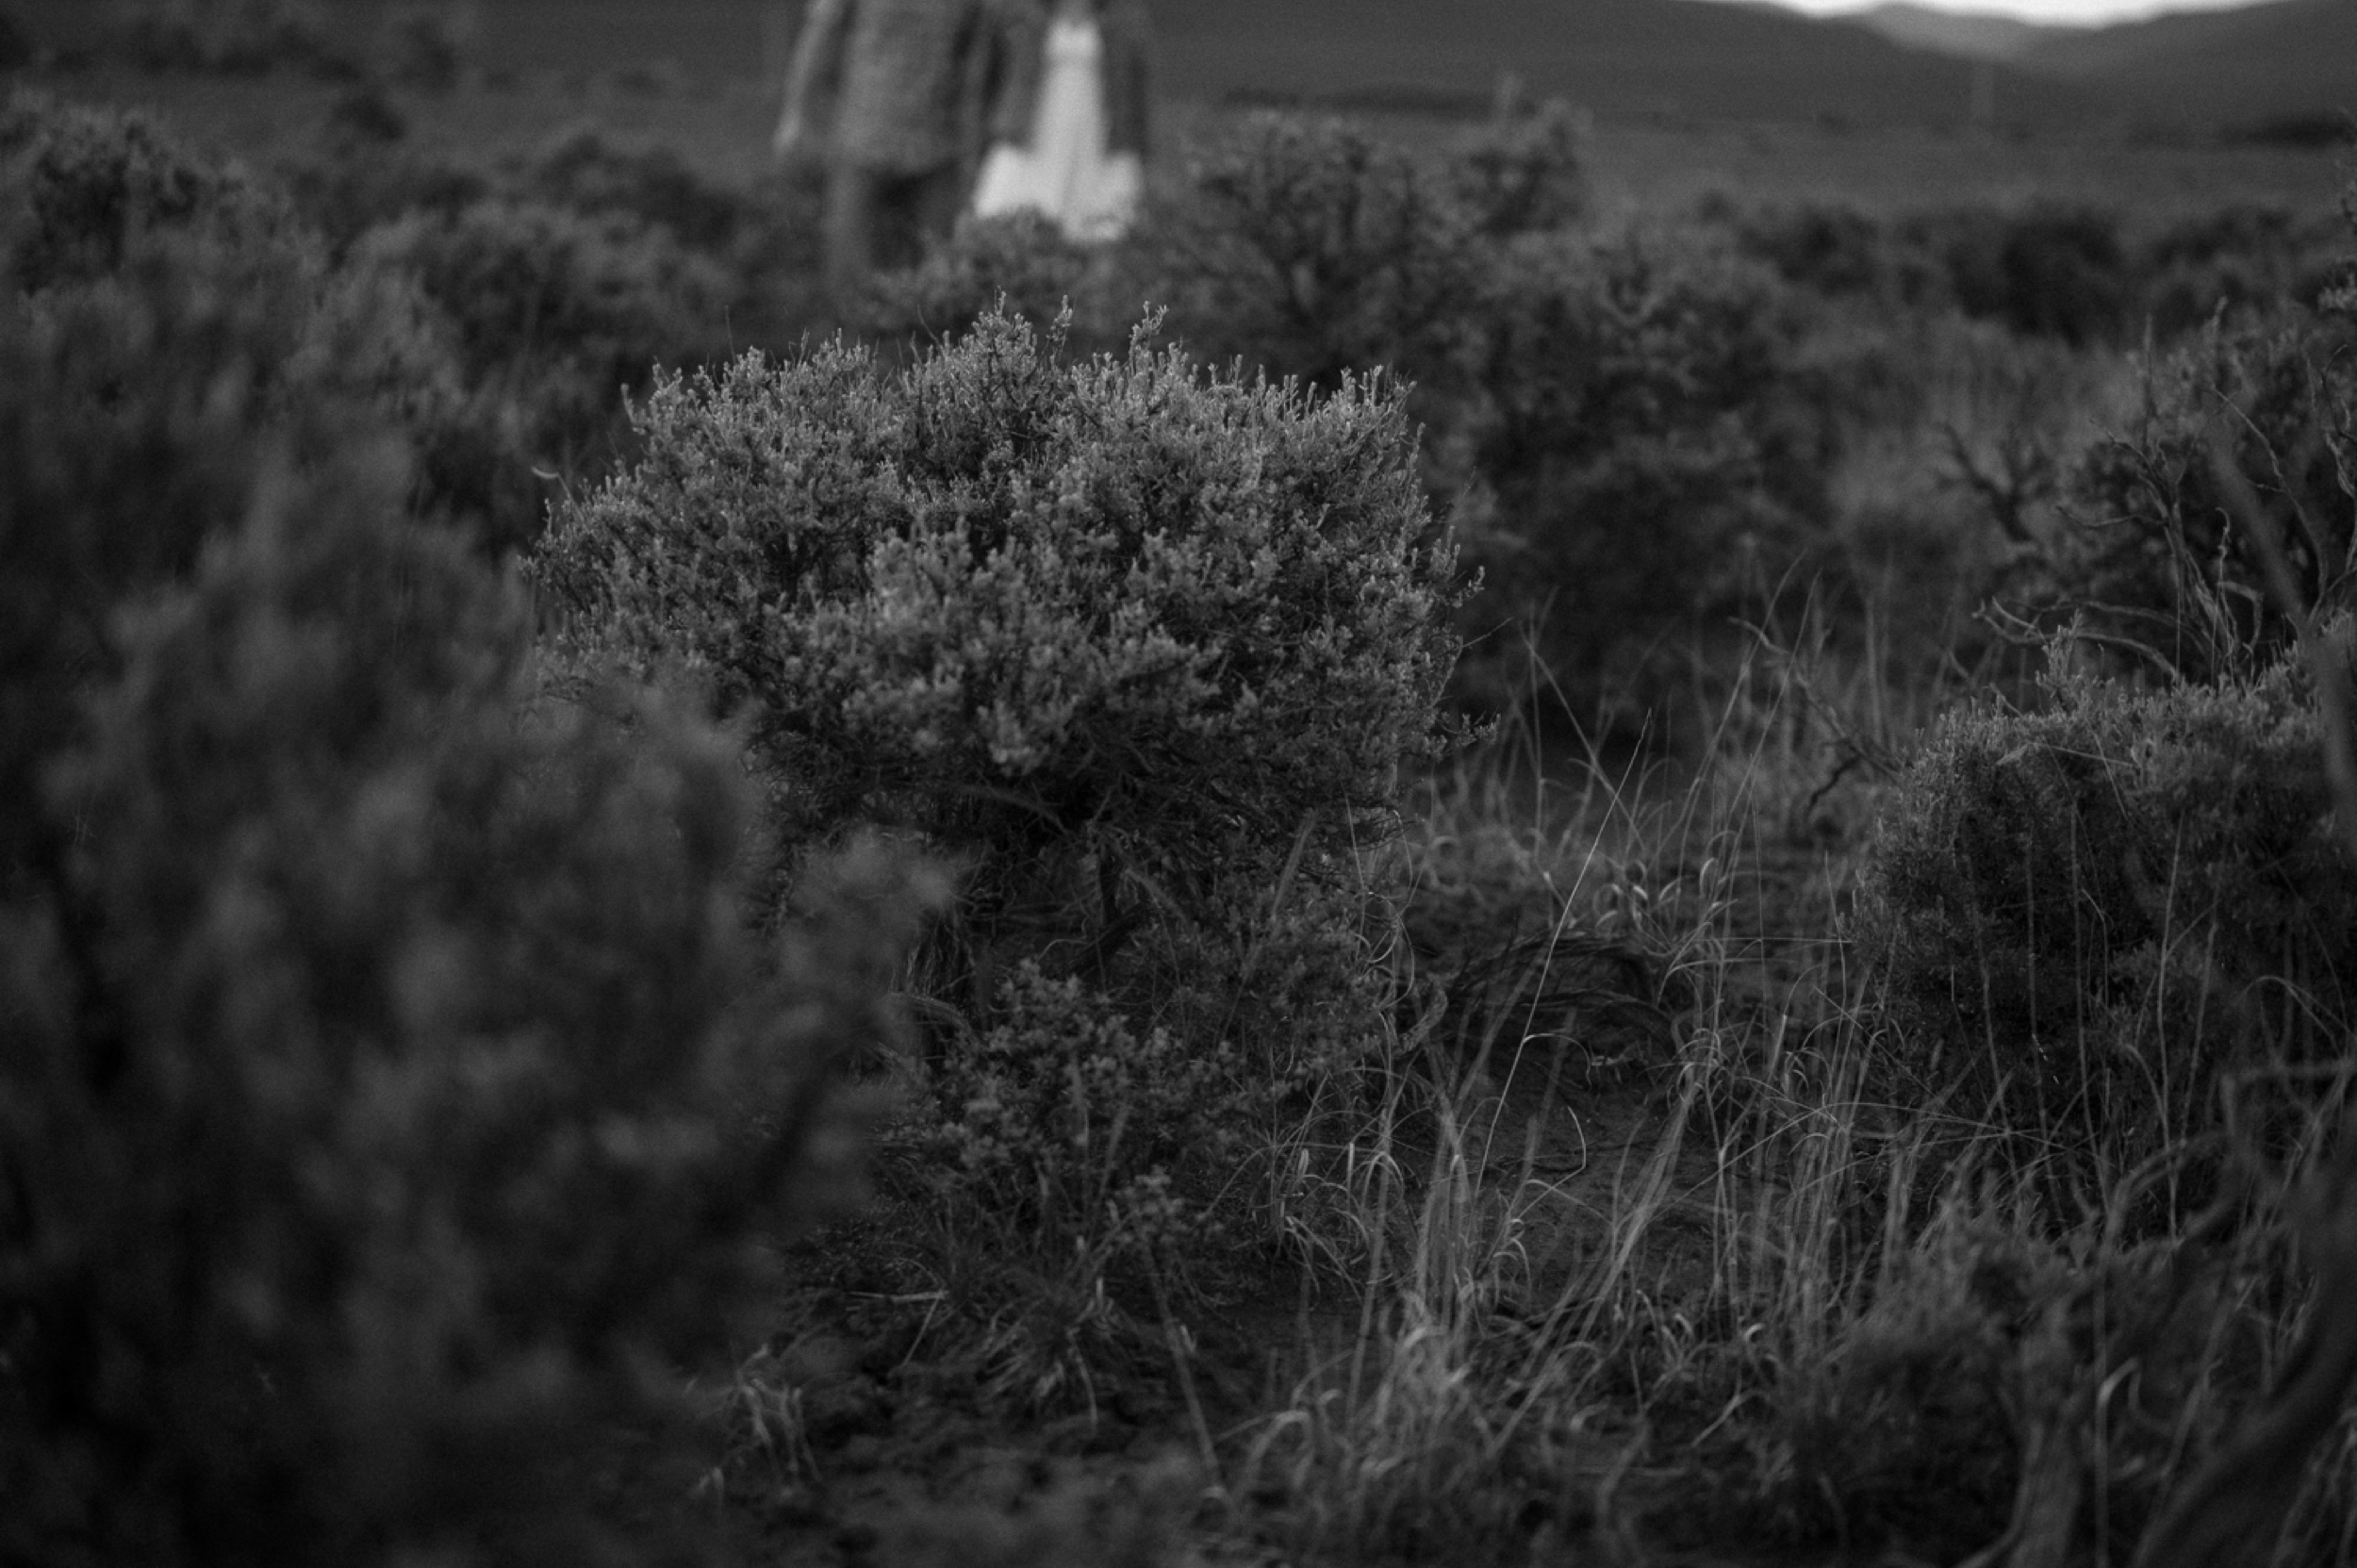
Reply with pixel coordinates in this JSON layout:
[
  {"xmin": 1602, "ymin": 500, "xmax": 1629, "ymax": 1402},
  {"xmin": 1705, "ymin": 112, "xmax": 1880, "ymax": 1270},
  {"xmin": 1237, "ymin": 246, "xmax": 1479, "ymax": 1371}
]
[
  {"xmin": 1843, "ymin": 3, "xmax": 2078, "ymax": 61},
  {"xmin": 1149, "ymin": 0, "xmax": 2086, "ymax": 126},
  {"xmin": 12, "ymin": 0, "xmax": 2342, "ymax": 136},
  {"xmin": 2019, "ymin": 0, "xmax": 2356, "ymax": 127}
]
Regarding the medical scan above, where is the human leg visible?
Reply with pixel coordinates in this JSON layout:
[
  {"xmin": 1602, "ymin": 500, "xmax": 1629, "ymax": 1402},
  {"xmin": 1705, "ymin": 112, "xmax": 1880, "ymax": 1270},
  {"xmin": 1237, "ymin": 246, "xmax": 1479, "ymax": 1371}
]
[{"xmin": 823, "ymin": 161, "xmax": 878, "ymax": 297}]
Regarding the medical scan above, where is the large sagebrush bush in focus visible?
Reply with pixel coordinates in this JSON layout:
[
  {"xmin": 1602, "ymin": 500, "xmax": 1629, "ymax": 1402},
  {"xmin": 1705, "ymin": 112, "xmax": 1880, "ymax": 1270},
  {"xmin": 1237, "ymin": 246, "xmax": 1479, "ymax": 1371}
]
[
  {"xmin": 0, "ymin": 180, "xmax": 939, "ymax": 1566},
  {"xmin": 537, "ymin": 309, "xmax": 1462, "ymax": 1288},
  {"xmin": 1860, "ymin": 654, "xmax": 2357, "ymax": 1195},
  {"xmin": 538, "ymin": 308, "xmax": 1460, "ymax": 911}
]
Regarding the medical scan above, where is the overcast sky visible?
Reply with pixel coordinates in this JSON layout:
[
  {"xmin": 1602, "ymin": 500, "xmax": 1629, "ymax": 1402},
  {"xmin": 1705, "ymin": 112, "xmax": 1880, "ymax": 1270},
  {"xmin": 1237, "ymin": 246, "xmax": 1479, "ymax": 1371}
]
[{"xmin": 1758, "ymin": 0, "xmax": 2266, "ymax": 23}]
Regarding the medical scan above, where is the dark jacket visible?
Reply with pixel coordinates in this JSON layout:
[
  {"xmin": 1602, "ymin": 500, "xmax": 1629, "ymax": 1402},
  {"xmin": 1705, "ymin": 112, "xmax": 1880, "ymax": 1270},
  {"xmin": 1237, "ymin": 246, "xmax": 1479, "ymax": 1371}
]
[
  {"xmin": 781, "ymin": 0, "xmax": 1005, "ymax": 174},
  {"xmin": 987, "ymin": 0, "xmax": 1151, "ymax": 157}
]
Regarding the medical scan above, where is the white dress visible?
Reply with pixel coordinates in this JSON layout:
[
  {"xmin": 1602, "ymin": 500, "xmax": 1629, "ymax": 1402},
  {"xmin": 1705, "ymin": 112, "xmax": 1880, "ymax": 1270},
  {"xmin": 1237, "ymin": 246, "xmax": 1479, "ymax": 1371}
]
[{"xmin": 970, "ymin": 15, "xmax": 1143, "ymax": 242}]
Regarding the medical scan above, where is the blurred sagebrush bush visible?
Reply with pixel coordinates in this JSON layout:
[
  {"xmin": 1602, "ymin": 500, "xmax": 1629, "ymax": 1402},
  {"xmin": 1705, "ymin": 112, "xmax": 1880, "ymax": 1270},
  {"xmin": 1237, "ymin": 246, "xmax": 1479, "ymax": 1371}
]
[
  {"xmin": 1132, "ymin": 111, "xmax": 1507, "ymax": 398},
  {"xmin": 359, "ymin": 194, "xmax": 734, "ymax": 549},
  {"xmin": 520, "ymin": 124, "xmax": 751, "ymax": 256},
  {"xmin": 0, "ymin": 93, "xmax": 491, "ymax": 543},
  {"xmin": 1452, "ymin": 226, "xmax": 1821, "ymax": 723},
  {"xmin": 3, "ymin": 91, "xmax": 830, "ymax": 560},
  {"xmin": 0, "ymin": 90, "xmax": 305, "ymax": 289},
  {"xmin": 274, "ymin": 113, "xmax": 823, "ymax": 547},
  {"xmin": 1739, "ymin": 202, "xmax": 2141, "ymax": 346},
  {"xmin": 1737, "ymin": 195, "xmax": 2349, "ymax": 349},
  {"xmin": 2051, "ymin": 298, "xmax": 2357, "ymax": 683},
  {"xmin": 503, "ymin": 125, "xmax": 830, "ymax": 380},
  {"xmin": 860, "ymin": 208, "xmax": 1110, "ymax": 355},
  {"xmin": 0, "ymin": 162, "xmax": 945, "ymax": 1566},
  {"xmin": 102, "ymin": 0, "xmax": 356, "ymax": 78},
  {"xmin": 1860, "ymin": 652, "xmax": 2357, "ymax": 1195},
  {"xmin": 1130, "ymin": 109, "xmax": 1806, "ymax": 727}
]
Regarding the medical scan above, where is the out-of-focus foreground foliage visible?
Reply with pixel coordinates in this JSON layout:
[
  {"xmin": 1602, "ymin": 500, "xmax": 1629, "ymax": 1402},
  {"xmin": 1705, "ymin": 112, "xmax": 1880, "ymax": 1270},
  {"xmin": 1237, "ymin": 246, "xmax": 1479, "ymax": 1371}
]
[{"xmin": 0, "ymin": 90, "xmax": 941, "ymax": 1568}]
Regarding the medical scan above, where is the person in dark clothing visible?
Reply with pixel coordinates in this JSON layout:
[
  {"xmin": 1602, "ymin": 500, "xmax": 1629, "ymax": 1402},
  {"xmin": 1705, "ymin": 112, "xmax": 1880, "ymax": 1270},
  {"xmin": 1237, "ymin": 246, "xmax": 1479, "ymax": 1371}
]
[{"xmin": 773, "ymin": 0, "xmax": 1007, "ymax": 292}]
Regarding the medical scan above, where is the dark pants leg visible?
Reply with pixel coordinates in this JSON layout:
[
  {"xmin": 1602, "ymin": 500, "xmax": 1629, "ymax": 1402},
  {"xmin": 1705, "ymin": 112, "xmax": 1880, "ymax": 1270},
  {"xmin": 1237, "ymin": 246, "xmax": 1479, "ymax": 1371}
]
[{"xmin": 824, "ymin": 161, "xmax": 967, "ymax": 295}]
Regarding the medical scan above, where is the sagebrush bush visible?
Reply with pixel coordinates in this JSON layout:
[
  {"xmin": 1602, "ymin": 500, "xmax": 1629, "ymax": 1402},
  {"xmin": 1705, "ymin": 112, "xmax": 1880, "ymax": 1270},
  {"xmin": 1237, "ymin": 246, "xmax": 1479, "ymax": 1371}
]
[
  {"xmin": 0, "ymin": 117, "xmax": 477, "ymax": 861},
  {"xmin": 854, "ymin": 106, "xmax": 1584, "ymax": 385},
  {"xmin": 1861, "ymin": 653, "xmax": 2357, "ymax": 1190},
  {"xmin": 1453, "ymin": 226, "xmax": 1819, "ymax": 724},
  {"xmin": 104, "ymin": 0, "xmax": 354, "ymax": 78},
  {"xmin": 360, "ymin": 194, "xmax": 733, "ymax": 549},
  {"xmin": 1743, "ymin": 203, "xmax": 2134, "ymax": 345},
  {"xmin": 519, "ymin": 124, "xmax": 750, "ymax": 257},
  {"xmin": 1743, "ymin": 196, "xmax": 2353, "ymax": 350},
  {"xmin": 1136, "ymin": 111, "xmax": 1492, "ymax": 396},
  {"xmin": 506, "ymin": 125, "xmax": 830, "ymax": 373},
  {"xmin": 914, "ymin": 964, "xmax": 1247, "ymax": 1265},
  {"xmin": 2053, "ymin": 301, "xmax": 2357, "ymax": 681},
  {"xmin": 6, "ymin": 95, "xmax": 552, "ymax": 574},
  {"xmin": 1733, "ymin": 200, "xmax": 1923, "ymax": 306},
  {"xmin": 859, "ymin": 210, "xmax": 1113, "ymax": 355},
  {"xmin": 1940, "ymin": 204, "xmax": 2133, "ymax": 348},
  {"xmin": 2142, "ymin": 203, "xmax": 2350, "ymax": 338},
  {"xmin": 1120, "ymin": 108, "xmax": 1824, "ymax": 728},
  {"xmin": 538, "ymin": 309, "xmax": 1462, "ymax": 1297},
  {"xmin": 538, "ymin": 308, "xmax": 1461, "ymax": 914},
  {"xmin": 1764, "ymin": 1208, "xmax": 2065, "ymax": 1556},
  {"xmin": 0, "ymin": 226, "xmax": 943, "ymax": 1563},
  {"xmin": 0, "ymin": 91, "xmax": 306, "ymax": 291},
  {"xmin": 288, "ymin": 127, "xmax": 490, "ymax": 253}
]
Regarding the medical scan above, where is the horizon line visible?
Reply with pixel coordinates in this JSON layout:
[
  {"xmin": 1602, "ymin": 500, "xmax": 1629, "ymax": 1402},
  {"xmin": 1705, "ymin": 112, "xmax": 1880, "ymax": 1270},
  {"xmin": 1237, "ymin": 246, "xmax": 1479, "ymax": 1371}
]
[{"xmin": 1727, "ymin": 0, "xmax": 2275, "ymax": 25}]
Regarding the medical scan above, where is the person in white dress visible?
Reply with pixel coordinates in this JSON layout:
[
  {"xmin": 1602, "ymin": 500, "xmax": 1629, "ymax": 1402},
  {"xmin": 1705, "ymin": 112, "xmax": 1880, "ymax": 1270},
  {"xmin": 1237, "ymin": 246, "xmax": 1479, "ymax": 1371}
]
[{"xmin": 970, "ymin": 0, "xmax": 1151, "ymax": 242}]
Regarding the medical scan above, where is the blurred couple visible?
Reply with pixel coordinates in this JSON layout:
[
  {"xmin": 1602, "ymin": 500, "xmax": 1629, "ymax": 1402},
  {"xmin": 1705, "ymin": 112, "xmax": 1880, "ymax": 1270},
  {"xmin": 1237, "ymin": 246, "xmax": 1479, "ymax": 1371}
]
[{"xmin": 773, "ymin": 0, "xmax": 1151, "ymax": 294}]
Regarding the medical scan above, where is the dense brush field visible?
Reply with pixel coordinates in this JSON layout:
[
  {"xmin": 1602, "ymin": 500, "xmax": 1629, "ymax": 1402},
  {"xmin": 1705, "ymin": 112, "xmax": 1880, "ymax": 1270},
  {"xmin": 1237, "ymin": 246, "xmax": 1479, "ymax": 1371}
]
[{"xmin": 7, "ymin": 7, "xmax": 2357, "ymax": 1566}]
